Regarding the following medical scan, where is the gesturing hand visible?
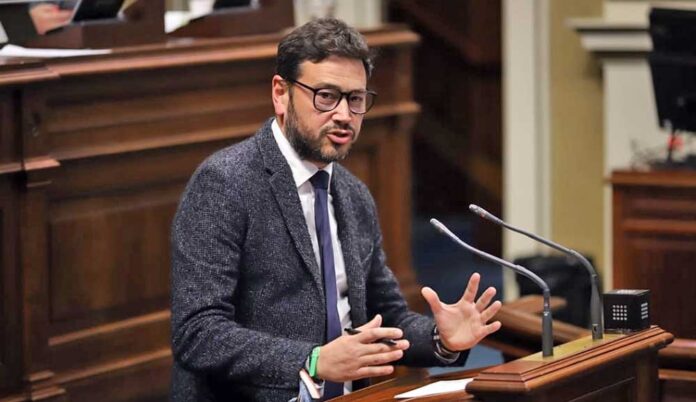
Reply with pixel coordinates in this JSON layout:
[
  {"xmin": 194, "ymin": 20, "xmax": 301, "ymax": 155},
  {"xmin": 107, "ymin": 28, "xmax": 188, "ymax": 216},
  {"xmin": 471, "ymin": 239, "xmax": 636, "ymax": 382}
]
[
  {"xmin": 316, "ymin": 314, "xmax": 410, "ymax": 382},
  {"xmin": 421, "ymin": 272, "xmax": 502, "ymax": 352}
]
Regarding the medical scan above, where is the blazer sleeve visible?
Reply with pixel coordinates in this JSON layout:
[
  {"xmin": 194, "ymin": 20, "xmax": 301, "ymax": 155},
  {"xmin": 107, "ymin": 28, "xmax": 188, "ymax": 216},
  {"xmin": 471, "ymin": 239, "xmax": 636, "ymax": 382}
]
[
  {"xmin": 362, "ymin": 193, "xmax": 469, "ymax": 367},
  {"xmin": 170, "ymin": 161, "xmax": 316, "ymax": 388}
]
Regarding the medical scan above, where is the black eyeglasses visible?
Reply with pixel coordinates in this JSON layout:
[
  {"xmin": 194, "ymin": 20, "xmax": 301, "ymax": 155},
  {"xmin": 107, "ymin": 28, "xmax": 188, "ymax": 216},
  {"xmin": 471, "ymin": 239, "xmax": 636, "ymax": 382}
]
[{"xmin": 286, "ymin": 79, "xmax": 377, "ymax": 115}]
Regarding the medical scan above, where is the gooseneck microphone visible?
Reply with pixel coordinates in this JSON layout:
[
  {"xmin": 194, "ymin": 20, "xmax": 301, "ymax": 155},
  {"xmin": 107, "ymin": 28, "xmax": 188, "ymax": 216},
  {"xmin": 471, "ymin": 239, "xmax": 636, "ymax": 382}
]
[
  {"xmin": 430, "ymin": 218, "xmax": 554, "ymax": 357},
  {"xmin": 469, "ymin": 204, "xmax": 604, "ymax": 341}
]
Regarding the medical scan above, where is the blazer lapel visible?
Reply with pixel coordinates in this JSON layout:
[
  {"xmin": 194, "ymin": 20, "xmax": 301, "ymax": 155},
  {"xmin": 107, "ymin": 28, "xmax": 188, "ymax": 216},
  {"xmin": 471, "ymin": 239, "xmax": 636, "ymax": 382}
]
[
  {"xmin": 256, "ymin": 120, "xmax": 324, "ymax": 299},
  {"xmin": 331, "ymin": 168, "xmax": 367, "ymax": 326}
]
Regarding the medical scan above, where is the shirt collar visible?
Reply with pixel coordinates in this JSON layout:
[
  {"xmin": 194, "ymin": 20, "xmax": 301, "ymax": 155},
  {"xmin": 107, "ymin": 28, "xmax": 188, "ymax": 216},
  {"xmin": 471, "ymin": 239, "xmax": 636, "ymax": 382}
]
[{"xmin": 271, "ymin": 118, "xmax": 333, "ymax": 190}]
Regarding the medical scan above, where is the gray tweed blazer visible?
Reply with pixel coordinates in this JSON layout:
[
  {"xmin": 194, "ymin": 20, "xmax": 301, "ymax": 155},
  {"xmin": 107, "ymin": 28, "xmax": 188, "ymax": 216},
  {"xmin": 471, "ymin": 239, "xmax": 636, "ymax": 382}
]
[{"xmin": 170, "ymin": 119, "xmax": 467, "ymax": 402}]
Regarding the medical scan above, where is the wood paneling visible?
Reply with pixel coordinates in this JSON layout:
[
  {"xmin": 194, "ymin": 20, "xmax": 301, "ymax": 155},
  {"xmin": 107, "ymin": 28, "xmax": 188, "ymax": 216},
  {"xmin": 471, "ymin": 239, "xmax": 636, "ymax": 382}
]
[
  {"xmin": 620, "ymin": 236, "xmax": 696, "ymax": 337},
  {"xmin": 0, "ymin": 92, "xmax": 20, "ymax": 170},
  {"xmin": 0, "ymin": 27, "xmax": 420, "ymax": 401},
  {"xmin": 612, "ymin": 170, "xmax": 696, "ymax": 401},
  {"xmin": 48, "ymin": 186, "xmax": 176, "ymax": 322},
  {"xmin": 0, "ymin": 87, "xmax": 21, "ymax": 394},
  {"xmin": 57, "ymin": 350, "xmax": 171, "ymax": 402},
  {"xmin": 389, "ymin": 0, "xmax": 502, "ymax": 254},
  {"xmin": 612, "ymin": 170, "xmax": 696, "ymax": 339},
  {"xmin": 0, "ymin": 177, "xmax": 21, "ymax": 394}
]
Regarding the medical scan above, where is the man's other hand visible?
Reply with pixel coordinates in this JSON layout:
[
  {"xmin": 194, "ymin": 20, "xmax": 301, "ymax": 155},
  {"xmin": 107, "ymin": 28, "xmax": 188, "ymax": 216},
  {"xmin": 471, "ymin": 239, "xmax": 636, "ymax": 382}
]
[{"xmin": 315, "ymin": 314, "xmax": 409, "ymax": 382}]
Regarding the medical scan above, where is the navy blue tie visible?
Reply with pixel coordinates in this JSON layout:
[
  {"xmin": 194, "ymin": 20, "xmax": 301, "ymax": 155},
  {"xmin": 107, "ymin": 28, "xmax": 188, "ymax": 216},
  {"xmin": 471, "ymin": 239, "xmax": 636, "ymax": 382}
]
[{"xmin": 310, "ymin": 171, "xmax": 343, "ymax": 399}]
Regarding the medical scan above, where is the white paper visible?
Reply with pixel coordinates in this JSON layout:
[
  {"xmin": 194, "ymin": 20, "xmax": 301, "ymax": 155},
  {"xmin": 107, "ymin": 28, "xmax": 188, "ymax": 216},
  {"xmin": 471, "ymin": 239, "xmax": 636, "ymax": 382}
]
[
  {"xmin": 0, "ymin": 44, "xmax": 111, "ymax": 58},
  {"xmin": 394, "ymin": 378, "xmax": 474, "ymax": 399},
  {"xmin": 188, "ymin": 0, "xmax": 214, "ymax": 17},
  {"xmin": 165, "ymin": 11, "xmax": 193, "ymax": 33},
  {"xmin": 0, "ymin": 22, "xmax": 8, "ymax": 45}
]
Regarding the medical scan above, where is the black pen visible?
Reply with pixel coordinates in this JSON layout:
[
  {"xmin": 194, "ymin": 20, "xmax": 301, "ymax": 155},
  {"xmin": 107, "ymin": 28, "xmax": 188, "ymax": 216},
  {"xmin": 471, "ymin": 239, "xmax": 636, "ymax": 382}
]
[{"xmin": 344, "ymin": 327, "xmax": 398, "ymax": 346}]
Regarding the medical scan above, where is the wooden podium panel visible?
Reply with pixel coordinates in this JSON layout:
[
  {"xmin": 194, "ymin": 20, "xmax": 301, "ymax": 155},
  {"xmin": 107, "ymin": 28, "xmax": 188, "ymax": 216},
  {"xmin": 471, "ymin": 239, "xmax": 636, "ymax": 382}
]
[
  {"xmin": 611, "ymin": 167, "xmax": 696, "ymax": 402},
  {"xmin": 611, "ymin": 170, "xmax": 696, "ymax": 339},
  {"xmin": 0, "ymin": 26, "xmax": 420, "ymax": 402}
]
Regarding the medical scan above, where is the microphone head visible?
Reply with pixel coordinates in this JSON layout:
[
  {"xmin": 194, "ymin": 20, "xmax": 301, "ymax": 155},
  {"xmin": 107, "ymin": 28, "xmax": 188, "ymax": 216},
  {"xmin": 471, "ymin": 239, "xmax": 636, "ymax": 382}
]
[
  {"xmin": 429, "ymin": 218, "xmax": 446, "ymax": 234},
  {"xmin": 469, "ymin": 204, "xmax": 489, "ymax": 219},
  {"xmin": 469, "ymin": 204, "xmax": 504, "ymax": 225}
]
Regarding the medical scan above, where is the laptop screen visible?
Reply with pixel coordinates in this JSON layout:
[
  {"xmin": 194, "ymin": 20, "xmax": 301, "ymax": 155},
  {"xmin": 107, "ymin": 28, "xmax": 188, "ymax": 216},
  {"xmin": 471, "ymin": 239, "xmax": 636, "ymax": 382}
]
[{"xmin": 71, "ymin": 0, "xmax": 124, "ymax": 22}]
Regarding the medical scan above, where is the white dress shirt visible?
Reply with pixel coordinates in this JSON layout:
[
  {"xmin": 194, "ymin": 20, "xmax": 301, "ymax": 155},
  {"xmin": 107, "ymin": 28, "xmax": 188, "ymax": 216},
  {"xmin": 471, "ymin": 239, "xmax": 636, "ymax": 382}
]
[{"xmin": 271, "ymin": 119, "xmax": 353, "ymax": 334}]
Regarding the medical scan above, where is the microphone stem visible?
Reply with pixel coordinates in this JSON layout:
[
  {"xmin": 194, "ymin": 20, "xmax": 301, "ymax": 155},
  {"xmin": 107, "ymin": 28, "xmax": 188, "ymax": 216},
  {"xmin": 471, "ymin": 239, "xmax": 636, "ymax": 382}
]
[
  {"xmin": 568, "ymin": 249, "xmax": 604, "ymax": 340},
  {"xmin": 475, "ymin": 207, "xmax": 604, "ymax": 340},
  {"xmin": 430, "ymin": 218, "xmax": 555, "ymax": 357},
  {"xmin": 542, "ymin": 288, "xmax": 553, "ymax": 357}
]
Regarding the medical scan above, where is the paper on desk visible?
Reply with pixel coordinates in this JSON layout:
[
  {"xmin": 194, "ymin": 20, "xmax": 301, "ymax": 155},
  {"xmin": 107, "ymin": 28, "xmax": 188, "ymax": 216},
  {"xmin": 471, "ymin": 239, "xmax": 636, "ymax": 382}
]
[
  {"xmin": 0, "ymin": 44, "xmax": 111, "ymax": 58},
  {"xmin": 394, "ymin": 378, "xmax": 474, "ymax": 399},
  {"xmin": 165, "ymin": 11, "xmax": 192, "ymax": 33}
]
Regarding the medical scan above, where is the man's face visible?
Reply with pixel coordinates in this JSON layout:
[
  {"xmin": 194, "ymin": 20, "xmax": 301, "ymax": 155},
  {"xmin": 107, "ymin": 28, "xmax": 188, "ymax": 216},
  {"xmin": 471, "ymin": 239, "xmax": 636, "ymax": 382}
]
[{"xmin": 273, "ymin": 56, "xmax": 367, "ymax": 167}]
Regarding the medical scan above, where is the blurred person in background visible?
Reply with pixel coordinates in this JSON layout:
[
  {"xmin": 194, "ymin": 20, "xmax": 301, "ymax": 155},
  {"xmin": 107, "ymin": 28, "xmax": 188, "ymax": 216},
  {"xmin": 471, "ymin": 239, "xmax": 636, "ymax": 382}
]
[{"xmin": 29, "ymin": 1, "xmax": 72, "ymax": 34}]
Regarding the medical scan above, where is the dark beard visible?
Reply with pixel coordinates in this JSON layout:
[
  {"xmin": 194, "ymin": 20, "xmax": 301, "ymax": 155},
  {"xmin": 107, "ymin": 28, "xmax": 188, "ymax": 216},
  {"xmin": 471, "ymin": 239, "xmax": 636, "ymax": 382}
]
[{"xmin": 284, "ymin": 99, "xmax": 352, "ymax": 165}]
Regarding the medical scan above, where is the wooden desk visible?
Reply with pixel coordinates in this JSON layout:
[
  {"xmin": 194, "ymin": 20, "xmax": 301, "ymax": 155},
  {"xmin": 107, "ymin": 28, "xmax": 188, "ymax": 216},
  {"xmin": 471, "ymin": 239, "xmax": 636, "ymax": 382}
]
[{"xmin": 0, "ymin": 26, "xmax": 420, "ymax": 402}]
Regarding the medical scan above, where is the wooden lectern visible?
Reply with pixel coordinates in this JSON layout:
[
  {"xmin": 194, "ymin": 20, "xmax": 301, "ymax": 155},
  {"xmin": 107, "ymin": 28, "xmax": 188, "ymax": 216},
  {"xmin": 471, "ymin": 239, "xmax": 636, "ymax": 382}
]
[
  {"xmin": 26, "ymin": 0, "xmax": 166, "ymax": 49},
  {"xmin": 481, "ymin": 295, "xmax": 696, "ymax": 401},
  {"xmin": 334, "ymin": 327, "xmax": 673, "ymax": 401}
]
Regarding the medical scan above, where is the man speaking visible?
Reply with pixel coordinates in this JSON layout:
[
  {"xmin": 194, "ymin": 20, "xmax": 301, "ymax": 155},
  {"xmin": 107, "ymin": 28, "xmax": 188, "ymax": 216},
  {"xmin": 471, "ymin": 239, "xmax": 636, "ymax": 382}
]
[{"xmin": 170, "ymin": 18, "xmax": 502, "ymax": 401}]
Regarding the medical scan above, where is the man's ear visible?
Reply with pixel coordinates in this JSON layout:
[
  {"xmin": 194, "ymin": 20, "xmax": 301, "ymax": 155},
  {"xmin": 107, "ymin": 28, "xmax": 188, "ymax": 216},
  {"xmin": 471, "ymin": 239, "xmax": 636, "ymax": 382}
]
[{"xmin": 272, "ymin": 75, "xmax": 289, "ymax": 120}]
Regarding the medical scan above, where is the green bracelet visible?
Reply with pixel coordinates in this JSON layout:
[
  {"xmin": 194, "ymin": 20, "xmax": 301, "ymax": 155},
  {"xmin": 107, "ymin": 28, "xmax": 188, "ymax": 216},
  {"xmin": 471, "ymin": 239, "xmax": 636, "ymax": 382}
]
[{"xmin": 308, "ymin": 346, "xmax": 320, "ymax": 378}]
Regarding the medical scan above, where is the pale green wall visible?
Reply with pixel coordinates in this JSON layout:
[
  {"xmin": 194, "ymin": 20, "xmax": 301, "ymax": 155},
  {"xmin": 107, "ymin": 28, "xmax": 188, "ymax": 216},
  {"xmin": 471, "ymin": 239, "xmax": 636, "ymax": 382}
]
[{"xmin": 549, "ymin": 0, "xmax": 606, "ymax": 276}]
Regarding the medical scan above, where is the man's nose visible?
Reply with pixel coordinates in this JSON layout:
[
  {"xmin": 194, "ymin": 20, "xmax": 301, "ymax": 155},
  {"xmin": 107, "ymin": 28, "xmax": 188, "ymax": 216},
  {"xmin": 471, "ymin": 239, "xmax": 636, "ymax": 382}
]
[{"xmin": 331, "ymin": 96, "xmax": 352, "ymax": 122}]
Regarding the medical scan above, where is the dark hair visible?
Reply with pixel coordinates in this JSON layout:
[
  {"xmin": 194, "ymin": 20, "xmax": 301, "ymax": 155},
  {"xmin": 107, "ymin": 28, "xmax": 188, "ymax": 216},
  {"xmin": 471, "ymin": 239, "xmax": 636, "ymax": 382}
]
[{"xmin": 276, "ymin": 18, "xmax": 375, "ymax": 81}]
